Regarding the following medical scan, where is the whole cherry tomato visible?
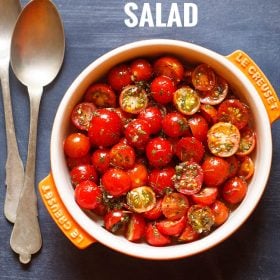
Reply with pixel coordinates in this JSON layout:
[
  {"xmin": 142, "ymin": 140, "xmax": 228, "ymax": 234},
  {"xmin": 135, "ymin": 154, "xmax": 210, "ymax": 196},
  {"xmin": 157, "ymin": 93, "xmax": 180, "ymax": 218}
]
[
  {"xmin": 130, "ymin": 58, "xmax": 152, "ymax": 82},
  {"xmin": 192, "ymin": 64, "xmax": 216, "ymax": 91},
  {"xmin": 126, "ymin": 214, "xmax": 146, "ymax": 242},
  {"xmin": 156, "ymin": 216, "xmax": 187, "ymax": 236},
  {"xmin": 227, "ymin": 155, "xmax": 240, "ymax": 178},
  {"xmin": 188, "ymin": 114, "xmax": 209, "ymax": 142},
  {"xmin": 64, "ymin": 133, "xmax": 91, "ymax": 158},
  {"xmin": 222, "ymin": 177, "xmax": 248, "ymax": 204},
  {"xmin": 91, "ymin": 149, "xmax": 110, "ymax": 174},
  {"xmin": 107, "ymin": 63, "xmax": 132, "ymax": 91},
  {"xmin": 66, "ymin": 153, "xmax": 92, "ymax": 170},
  {"xmin": 70, "ymin": 164, "xmax": 99, "ymax": 186},
  {"xmin": 104, "ymin": 210, "xmax": 130, "ymax": 233},
  {"xmin": 138, "ymin": 106, "xmax": 163, "ymax": 134},
  {"xmin": 211, "ymin": 200, "xmax": 229, "ymax": 226},
  {"xmin": 127, "ymin": 163, "xmax": 148, "ymax": 189},
  {"xmin": 145, "ymin": 223, "xmax": 171, "ymax": 246}
]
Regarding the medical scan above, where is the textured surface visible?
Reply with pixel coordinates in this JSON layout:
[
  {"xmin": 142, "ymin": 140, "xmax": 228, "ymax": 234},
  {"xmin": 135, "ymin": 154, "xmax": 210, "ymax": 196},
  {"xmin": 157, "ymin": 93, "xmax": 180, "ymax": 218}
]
[{"xmin": 0, "ymin": 0, "xmax": 279, "ymax": 279}]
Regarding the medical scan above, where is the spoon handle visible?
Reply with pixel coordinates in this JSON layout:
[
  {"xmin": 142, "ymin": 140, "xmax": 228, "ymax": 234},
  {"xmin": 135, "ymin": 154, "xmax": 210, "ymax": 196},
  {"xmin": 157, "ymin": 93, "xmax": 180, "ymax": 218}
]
[
  {"xmin": 0, "ymin": 58, "xmax": 25, "ymax": 223},
  {"xmin": 10, "ymin": 86, "xmax": 43, "ymax": 264}
]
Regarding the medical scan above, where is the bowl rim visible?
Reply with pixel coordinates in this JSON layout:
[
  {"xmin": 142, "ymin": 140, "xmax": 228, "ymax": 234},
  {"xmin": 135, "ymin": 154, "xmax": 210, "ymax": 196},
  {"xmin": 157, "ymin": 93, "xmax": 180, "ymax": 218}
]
[{"xmin": 50, "ymin": 39, "xmax": 272, "ymax": 260}]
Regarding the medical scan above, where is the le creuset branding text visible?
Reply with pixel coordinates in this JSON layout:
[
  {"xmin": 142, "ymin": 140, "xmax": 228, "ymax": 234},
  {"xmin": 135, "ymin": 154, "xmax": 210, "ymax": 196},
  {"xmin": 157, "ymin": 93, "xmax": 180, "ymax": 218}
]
[{"xmin": 124, "ymin": 2, "xmax": 198, "ymax": 28}]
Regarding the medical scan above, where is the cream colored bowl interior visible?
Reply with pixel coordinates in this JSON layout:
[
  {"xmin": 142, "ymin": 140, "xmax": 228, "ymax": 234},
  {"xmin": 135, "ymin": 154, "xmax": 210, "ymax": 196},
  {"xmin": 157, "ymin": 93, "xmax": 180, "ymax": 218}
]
[{"xmin": 51, "ymin": 39, "xmax": 272, "ymax": 260}]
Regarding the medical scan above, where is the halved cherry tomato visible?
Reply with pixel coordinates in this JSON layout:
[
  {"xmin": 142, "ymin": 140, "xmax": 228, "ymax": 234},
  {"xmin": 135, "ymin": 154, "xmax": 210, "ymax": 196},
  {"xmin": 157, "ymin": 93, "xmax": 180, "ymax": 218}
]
[
  {"xmin": 199, "ymin": 75, "xmax": 228, "ymax": 105},
  {"xmin": 188, "ymin": 114, "xmax": 209, "ymax": 142},
  {"xmin": 126, "ymin": 186, "xmax": 156, "ymax": 213},
  {"xmin": 74, "ymin": 180, "xmax": 102, "ymax": 210},
  {"xmin": 148, "ymin": 167, "xmax": 175, "ymax": 195},
  {"xmin": 207, "ymin": 122, "xmax": 240, "ymax": 157},
  {"xmin": 175, "ymin": 137, "xmax": 205, "ymax": 163},
  {"xmin": 101, "ymin": 168, "xmax": 132, "ymax": 197},
  {"xmin": 162, "ymin": 192, "xmax": 189, "ymax": 221},
  {"xmin": 211, "ymin": 200, "xmax": 229, "ymax": 226},
  {"xmin": 199, "ymin": 104, "xmax": 218, "ymax": 124},
  {"xmin": 237, "ymin": 156, "xmax": 254, "ymax": 180},
  {"xmin": 201, "ymin": 156, "xmax": 230, "ymax": 187},
  {"xmin": 127, "ymin": 163, "xmax": 148, "ymax": 189},
  {"xmin": 138, "ymin": 106, "xmax": 163, "ymax": 134},
  {"xmin": 222, "ymin": 177, "xmax": 248, "ymax": 204},
  {"xmin": 71, "ymin": 102, "xmax": 96, "ymax": 131},
  {"xmin": 146, "ymin": 137, "xmax": 173, "ymax": 167},
  {"xmin": 192, "ymin": 64, "xmax": 216, "ymax": 91},
  {"xmin": 153, "ymin": 56, "xmax": 184, "ymax": 83},
  {"xmin": 70, "ymin": 164, "xmax": 99, "ymax": 186},
  {"xmin": 91, "ymin": 149, "xmax": 110, "ymax": 174},
  {"xmin": 191, "ymin": 187, "xmax": 218, "ymax": 206},
  {"xmin": 173, "ymin": 86, "xmax": 200, "ymax": 115},
  {"xmin": 236, "ymin": 127, "xmax": 256, "ymax": 156},
  {"xmin": 107, "ymin": 63, "xmax": 132, "ymax": 91},
  {"xmin": 150, "ymin": 76, "xmax": 176, "ymax": 104},
  {"xmin": 84, "ymin": 83, "xmax": 116, "ymax": 108},
  {"xmin": 130, "ymin": 58, "xmax": 152, "ymax": 82},
  {"xmin": 156, "ymin": 216, "xmax": 187, "ymax": 236},
  {"xmin": 173, "ymin": 161, "xmax": 204, "ymax": 195},
  {"xmin": 188, "ymin": 205, "xmax": 215, "ymax": 233},
  {"xmin": 119, "ymin": 84, "xmax": 148, "ymax": 114},
  {"xmin": 227, "ymin": 155, "xmax": 240, "ymax": 178},
  {"xmin": 126, "ymin": 214, "xmax": 146, "ymax": 242},
  {"xmin": 162, "ymin": 112, "xmax": 190, "ymax": 138},
  {"xmin": 88, "ymin": 109, "xmax": 123, "ymax": 148},
  {"xmin": 109, "ymin": 142, "xmax": 136, "ymax": 169},
  {"xmin": 178, "ymin": 223, "xmax": 200, "ymax": 242},
  {"xmin": 145, "ymin": 223, "xmax": 171, "ymax": 246},
  {"xmin": 104, "ymin": 210, "xmax": 130, "ymax": 233},
  {"xmin": 64, "ymin": 133, "xmax": 91, "ymax": 158},
  {"xmin": 217, "ymin": 99, "xmax": 250, "ymax": 130},
  {"xmin": 143, "ymin": 198, "xmax": 163, "ymax": 220}
]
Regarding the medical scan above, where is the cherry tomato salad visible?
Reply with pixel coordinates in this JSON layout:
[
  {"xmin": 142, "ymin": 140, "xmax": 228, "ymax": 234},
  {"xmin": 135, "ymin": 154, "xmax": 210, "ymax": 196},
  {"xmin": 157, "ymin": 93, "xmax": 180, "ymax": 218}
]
[{"xmin": 64, "ymin": 55, "xmax": 256, "ymax": 246}]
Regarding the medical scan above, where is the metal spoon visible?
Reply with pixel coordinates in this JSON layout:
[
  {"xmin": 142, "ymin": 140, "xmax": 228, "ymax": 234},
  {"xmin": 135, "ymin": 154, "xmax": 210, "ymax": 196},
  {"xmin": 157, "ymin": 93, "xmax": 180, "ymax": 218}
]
[
  {"xmin": 10, "ymin": 0, "xmax": 65, "ymax": 264},
  {"xmin": 0, "ymin": 0, "xmax": 24, "ymax": 223}
]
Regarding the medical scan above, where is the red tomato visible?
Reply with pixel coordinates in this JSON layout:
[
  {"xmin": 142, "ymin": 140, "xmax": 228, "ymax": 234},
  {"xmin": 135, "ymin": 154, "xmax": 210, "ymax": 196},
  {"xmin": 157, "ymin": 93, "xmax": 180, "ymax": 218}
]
[
  {"xmin": 211, "ymin": 200, "xmax": 229, "ymax": 226},
  {"xmin": 217, "ymin": 99, "xmax": 250, "ymax": 130},
  {"xmin": 130, "ymin": 58, "xmax": 152, "ymax": 82},
  {"xmin": 70, "ymin": 164, "xmax": 99, "ymax": 186},
  {"xmin": 188, "ymin": 114, "xmax": 209, "ymax": 142},
  {"xmin": 104, "ymin": 210, "xmax": 130, "ymax": 233},
  {"xmin": 162, "ymin": 192, "xmax": 189, "ymax": 221},
  {"xmin": 191, "ymin": 187, "xmax": 218, "ymax": 206},
  {"xmin": 236, "ymin": 127, "xmax": 256, "ymax": 156},
  {"xmin": 200, "ymin": 104, "xmax": 218, "ymax": 124},
  {"xmin": 143, "ymin": 198, "xmax": 163, "ymax": 220},
  {"xmin": 222, "ymin": 177, "xmax": 248, "ymax": 204},
  {"xmin": 156, "ymin": 216, "xmax": 187, "ymax": 236},
  {"xmin": 84, "ymin": 83, "xmax": 116, "ymax": 108},
  {"xmin": 188, "ymin": 205, "xmax": 215, "ymax": 233},
  {"xmin": 192, "ymin": 64, "xmax": 216, "ymax": 91},
  {"xmin": 127, "ymin": 163, "xmax": 148, "ymax": 189},
  {"xmin": 119, "ymin": 84, "xmax": 148, "ymax": 114},
  {"xmin": 124, "ymin": 119, "xmax": 151, "ymax": 149},
  {"xmin": 173, "ymin": 161, "xmax": 204, "ymax": 195},
  {"xmin": 202, "ymin": 156, "xmax": 230, "ymax": 187},
  {"xmin": 148, "ymin": 167, "xmax": 175, "ymax": 195},
  {"xmin": 74, "ymin": 180, "xmax": 102, "ymax": 210},
  {"xmin": 162, "ymin": 112, "xmax": 190, "ymax": 138},
  {"xmin": 145, "ymin": 223, "xmax": 171, "ymax": 246},
  {"xmin": 88, "ymin": 109, "xmax": 122, "ymax": 148},
  {"xmin": 64, "ymin": 133, "xmax": 91, "ymax": 158},
  {"xmin": 91, "ymin": 149, "xmax": 110, "ymax": 174},
  {"xmin": 146, "ymin": 137, "xmax": 173, "ymax": 167},
  {"xmin": 138, "ymin": 106, "xmax": 163, "ymax": 134},
  {"xmin": 107, "ymin": 63, "xmax": 132, "ymax": 91},
  {"xmin": 109, "ymin": 142, "xmax": 136, "ymax": 169},
  {"xmin": 126, "ymin": 214, "xmax": 146, "ymax": 242},
  {"xmin": 113, "ymin": 107, "xmax": 133, "ymax": 127},
  {"xmin": 150, "ymin": 76, "xmax": 176, "ymax": 104},
  {"xmin": 66, "ymin": 153, "xmax": 91, "ymax": 170},
  {"xmin": 178, "ymin": 223, "xmax": 200, "ymax": 242},
  {"xmin": 237, "ymin": 156, "xmax": 254, "ymax": 180},
  {"xmin": 101, "ymin": 168, "xmax": 132, "ymax": 197},
  {"xmin": 175, "ymin": 137, "xmax": 205, "ymax": 163},
  {"xmin": 227, "ymin": 155, "xmax": 240, "ymax": 178},
  {"xmin": 71, "ymin": 102, "xmax": 96, "ymax": 131},
  {"xmin": 153, "ymin": 56, "xmax": 184, "ymax": 83}
]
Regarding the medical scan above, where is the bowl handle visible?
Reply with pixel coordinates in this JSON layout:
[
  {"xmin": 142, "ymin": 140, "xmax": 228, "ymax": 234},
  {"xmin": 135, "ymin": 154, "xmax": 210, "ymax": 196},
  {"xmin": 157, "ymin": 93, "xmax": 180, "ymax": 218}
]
[
  {"xmin": 227, "ymin": 50, "xmax": 279, "ymax": 124},
  {"xmin": 38, "ymin": 174, "xmax": 96, "ymax": 249}
]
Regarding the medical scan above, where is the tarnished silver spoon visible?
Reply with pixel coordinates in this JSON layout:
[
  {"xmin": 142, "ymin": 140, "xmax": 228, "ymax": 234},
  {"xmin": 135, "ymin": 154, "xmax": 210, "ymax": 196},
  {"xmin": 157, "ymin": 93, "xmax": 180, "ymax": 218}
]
[{"xmin": 10, "ymin": 0, "xmax": 65, "ymax": 264}]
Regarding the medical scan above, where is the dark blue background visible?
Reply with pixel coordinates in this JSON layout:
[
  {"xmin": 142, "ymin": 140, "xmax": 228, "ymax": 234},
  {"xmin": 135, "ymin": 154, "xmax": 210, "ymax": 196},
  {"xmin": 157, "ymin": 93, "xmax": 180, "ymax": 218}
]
[{"xmin": 0, "ymin": 0, "xmax": 279, "ymax": 279}]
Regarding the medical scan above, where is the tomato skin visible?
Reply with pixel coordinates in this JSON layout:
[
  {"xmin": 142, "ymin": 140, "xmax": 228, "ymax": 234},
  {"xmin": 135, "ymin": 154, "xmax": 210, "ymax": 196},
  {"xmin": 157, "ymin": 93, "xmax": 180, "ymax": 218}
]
[
  {"xmin": 104, "ymin": 210, "xmax": 130, "ymax": 233},
  {"xmin": 146, "ymin": 137, "xmax": 173, "ymax": 168},
  {"xmin": 211, "ymin": 200, "xmax": 229, "ymax": 226},
  {"xmin": 150, "ymin": 76, "xmax": 176, "ymax": 104},
  {"xmin": 156, "ymin": 216, "xmax": 187, "ymax": 236},
  {"xmin": 74, "ymin": 180, "xmax": 102, "ymax": 210},
  {"xmin": 178, "ymin": 223, "xmax": 200, "ymax": 242},
  {"xmin": 227, "ymin": 155, "xmax": 240, "ymax": 178},
  {"xmin": 91, "ymin": 149, "xmax": 110, "ymax": 174},
  {"xmin": 127, "ymin": 163, "xmax": 148, "ymax": 189},
  {"xmin": 64, "ymin": 133, "xmax": 91, "ymax": 159},
  {"xmin": 84, "ymin": 83, "xmax": 116, "ymax": 108},
  {"xmin": 148, "ymin": 167, "xmax": 175, "ymax": 195},
  {"xmin": 126, "ymin": 214, "xmax": 146, "ymax": 241},
  {"xmin": 201, "ymin": 156, "xmax": 230, "ymax": 187},
  {"xmin": 237, "ymin": 156, "xmax": 254, "ymax": 180},
  {"xmin": 101, "ymin": 168, "xmax": 132, "ymax": 197},
  {"xmin": 70, "ymin": 164, "xmax": 99, "ymax": 186},
  {"xmin": 191, "ymin": 187, "xmax": 218, "ymax": 206},
  {"xmin": 88, "ymin": 109, "xmax": 123, "ymax": 148},
  {"xmin": 145, "ymin": 223, "xmax": 171, "ymax": 246},
  {"xmin": 200, "ymin": 104, "xmax": 218, "ymax": 124},
  {"xmin": 236, "ymin": 127, "xmax": 256, "ymax": 156},
  {"xmin": 188, "ymin": 114, "xmax": 209, "ymax": 142},
  {"xmin": 143, "ymin": 198, "xmax": 163, "ymax": 220},
  {"xmin": 192, "ymin": 64, "xmax": 216, "ymax": 91},
  {"xmin": 138, "ymin": 106, "xmax": 163, "ymax": 135},
  {"xmin": 162, "ymin": 112, "xmax": 190, "ymax": 138},
  {"xmin": 130, "ymin": 58, "xmax": 152, "ymax": 82},
  {"xmin": 222, "ymin": 177, "xmax": 248, "ymax": 204},
  {"xmin": 175, "ymin": 137, "xmax": 205, "ymax": 163},
  {"xmin": 107, "ymin": 63, "xmax": 132, "ymax": 91},
  {"xmin": 66, "ymin": 153, "xmax": 92, "ymax": 170}
]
